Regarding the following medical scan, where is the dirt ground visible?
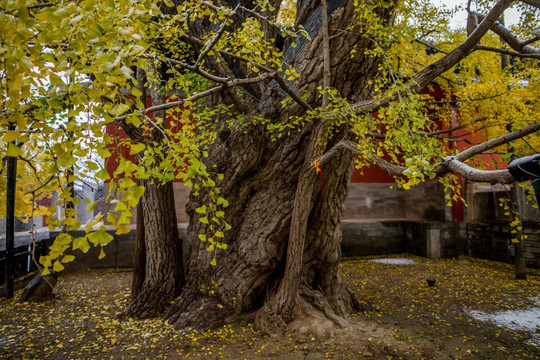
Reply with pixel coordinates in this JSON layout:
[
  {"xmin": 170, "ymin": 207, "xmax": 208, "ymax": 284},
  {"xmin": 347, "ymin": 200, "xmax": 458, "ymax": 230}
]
[{"xmin": 1, "ymin": 254, "xmax": 539, "ymax": 359}]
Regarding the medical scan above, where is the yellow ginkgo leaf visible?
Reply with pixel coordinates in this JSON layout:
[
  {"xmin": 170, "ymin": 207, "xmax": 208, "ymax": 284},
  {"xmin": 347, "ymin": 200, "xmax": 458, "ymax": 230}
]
[{"xmin": 53, "ymin": 260, "xmax": 65, "ymax": 272}]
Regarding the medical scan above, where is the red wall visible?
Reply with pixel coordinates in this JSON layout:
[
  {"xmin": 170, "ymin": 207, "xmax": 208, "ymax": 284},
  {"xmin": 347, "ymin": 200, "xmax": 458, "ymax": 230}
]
[{"xmin": 105, "ymin": 95, "xmax": 187, "ymax": 182}]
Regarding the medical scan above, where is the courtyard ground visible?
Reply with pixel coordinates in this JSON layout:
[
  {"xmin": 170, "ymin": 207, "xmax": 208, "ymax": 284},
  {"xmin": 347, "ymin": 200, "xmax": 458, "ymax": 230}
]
[{"xmin": 1, "ymin": 254, "xmax": 539, "ymax": 359}]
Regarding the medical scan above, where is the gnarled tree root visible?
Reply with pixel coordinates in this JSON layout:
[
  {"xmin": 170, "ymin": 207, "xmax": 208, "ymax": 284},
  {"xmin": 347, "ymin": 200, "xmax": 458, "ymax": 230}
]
[
  {"xmin": 254, "ymin": 284, "xmax": 358, "ymax": 337},
  {"xmin": 120, "ymin": 286, "xmax": 175, "ymax": 320}
]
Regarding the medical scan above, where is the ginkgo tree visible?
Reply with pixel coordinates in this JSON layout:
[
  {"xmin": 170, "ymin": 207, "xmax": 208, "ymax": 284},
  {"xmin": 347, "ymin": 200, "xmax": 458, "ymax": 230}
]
[
  {"xmin": 0, "ymin": 131, "xmax": 54, "ymax": 223},
  {"xmin": 1, "ymin": 0, "xmax": 539, "ymax": 334}
]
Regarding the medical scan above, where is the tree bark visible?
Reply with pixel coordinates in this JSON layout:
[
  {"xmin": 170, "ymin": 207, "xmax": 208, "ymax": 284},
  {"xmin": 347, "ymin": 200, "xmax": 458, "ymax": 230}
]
[
  {"xmin": 131, "ymin": 69, "xmax": 148, "ymax": 298},
  {"xmin": 124, "ymin": 179, "xmax": 185, "ymax": 318},
  {"xmin": 122, "ymin": 70, "xmax": 185, "ymax": 318},
  {"xmin": 131, "ymin": 193, "xmax": 146, "ymax": 298},
  {"xmin": 166, "ymin": 0, "xmax": 394, "ymax": 332},
  {"xmin": 167, "ymin": 120, "xmax": 361, "ymax": 332},
  {"xmin": 131, "ymin": 0, "xmax": 524, "ymax": 332},
  {"xmin": 509, "ymin": 183, "xmax": 527, "ymax": 280},
  {"xmin": 131, "ymin": 179, "xmax": 146, "ymax": 297},
  {"xmin": 124, "ymin": 180, "xmax": 184, "ymax": 318}
]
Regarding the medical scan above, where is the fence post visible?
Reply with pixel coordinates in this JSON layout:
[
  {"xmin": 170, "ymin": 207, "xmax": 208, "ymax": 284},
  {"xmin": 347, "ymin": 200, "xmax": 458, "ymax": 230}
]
[{"xmin": 5, "ymin": 126, "xmax": 17, "ymax": 299}]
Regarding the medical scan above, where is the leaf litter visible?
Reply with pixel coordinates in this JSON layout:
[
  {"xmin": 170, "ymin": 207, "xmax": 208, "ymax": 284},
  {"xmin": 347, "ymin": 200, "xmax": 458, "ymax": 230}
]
[{"xmin": 0, "ymin": 255, "xmax": 539, "ymax": 359}]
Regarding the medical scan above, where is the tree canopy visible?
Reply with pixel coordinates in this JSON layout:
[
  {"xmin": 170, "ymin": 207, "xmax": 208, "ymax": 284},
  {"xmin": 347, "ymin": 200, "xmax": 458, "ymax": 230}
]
[{"xmin": 2, "ymin": 0, "xmax": 540, "ymax": 330}]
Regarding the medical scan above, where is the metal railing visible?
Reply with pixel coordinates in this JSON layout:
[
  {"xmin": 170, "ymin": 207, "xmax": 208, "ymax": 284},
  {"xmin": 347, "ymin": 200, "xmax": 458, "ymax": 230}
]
[{"xmin": 0, "ymin": 238, "xmax": 52, "ymax": 286}]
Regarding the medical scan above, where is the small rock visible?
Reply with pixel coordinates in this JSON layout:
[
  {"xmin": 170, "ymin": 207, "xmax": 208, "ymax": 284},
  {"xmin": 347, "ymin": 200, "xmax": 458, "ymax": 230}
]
[{"xmin": 19, "ymin": 272, "xmax": 58, "ymax": 302}]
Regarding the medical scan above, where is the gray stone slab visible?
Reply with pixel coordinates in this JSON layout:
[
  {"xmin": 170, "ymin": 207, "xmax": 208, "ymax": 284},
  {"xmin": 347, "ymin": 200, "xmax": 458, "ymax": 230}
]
[{"xmin": 0, "ymin": 228, "xmax": 50, "ymax": 250}]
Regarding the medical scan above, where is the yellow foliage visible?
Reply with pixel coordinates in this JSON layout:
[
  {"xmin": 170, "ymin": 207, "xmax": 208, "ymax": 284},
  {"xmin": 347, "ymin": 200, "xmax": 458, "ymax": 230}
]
[{"xmin": 1, "ymin": 0, "xmax": 538, "ymax": 273}]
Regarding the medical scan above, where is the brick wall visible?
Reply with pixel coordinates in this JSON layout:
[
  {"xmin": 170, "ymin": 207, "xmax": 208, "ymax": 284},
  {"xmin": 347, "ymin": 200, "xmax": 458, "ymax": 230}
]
[
  {"xmin": 466, "ymin": 221, "xmax": 540, "ymax": 268},
  {"xmin": 340, "ymin": 220, "xmax": 539, "ymax": 268},
  {"xmin": 343, "ymin": 181, "xmax": 447, "ymax": 221},
  {"xmin": 44, "ymin": 219, "xmax": 539, "ymax": 272}
]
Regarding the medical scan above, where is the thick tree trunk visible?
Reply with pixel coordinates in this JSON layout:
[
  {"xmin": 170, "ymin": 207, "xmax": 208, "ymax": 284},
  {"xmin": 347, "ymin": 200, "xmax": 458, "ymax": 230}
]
[
  {"xmin": 123, "ymin": 69, "xmax": 185, "ymax": 318},
  {"xmin": 131, "ymin": 69, "xmax": 148, "ymax": 297},
  {"xmin": 165, "ymin": 0, "xmax": 395, "ymax": 332},
  {"xmin": 167, "ymin": 123, "xmax": 360, "ymax": 332},
  {"xmin": 164, "ymin": 0, "xmax": 395, "ymax": 332},
  {"xmin": 124, "ymin": 179, "xmax": 185, "ymax": 318},
  {"xmin": 131, "ymin": 193, "xmax": 145, "ymax": 297}
]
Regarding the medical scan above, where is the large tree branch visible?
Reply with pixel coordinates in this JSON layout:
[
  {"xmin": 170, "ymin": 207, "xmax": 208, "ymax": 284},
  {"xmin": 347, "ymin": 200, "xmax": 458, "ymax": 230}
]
[
  {"xmin": 443, "ymin": 157, "xmax": 514, "ymax": 183},
  {"xmin": 316, "ymin": 139, "xmax": 407, "ymax": 175},
  {"xmin": 271, "ymin": 75, "xmax": 313, "ymax": 111},
  {"xmin": 349, "ymin": 0, "xmax": 514, "ymax": 113},
  {"xmin": 453, "ymin": 121, "xmax": 540, "ymax": 162},
  {"xmin": 475, "ymin": 45, "xmax": 540, "ymax": 59},
  {"xmin": 519, "ymin": 0, "xmax": 540, "ymax": 9},
  {"xmin": 524, "ymin": 35, "xmax": 540, "ymax": 47},
  {"xmin": 412, "ymin": 0, "xmax": 513, "ymax": 89},
  {"xmin": 142, "ymin": 71, "xmax": 277, "ymax": 115},
  {"xmin": 318, "ymin": 121, "xmax": 540, "ymax": 185},
  {"xmin": 473, "ymin": 11, "xmax": 540, "ymax": 55}
]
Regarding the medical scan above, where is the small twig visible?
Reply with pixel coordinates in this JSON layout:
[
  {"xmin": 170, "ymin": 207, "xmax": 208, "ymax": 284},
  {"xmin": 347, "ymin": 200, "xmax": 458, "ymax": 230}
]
[
  {"xmin": 17, "ymin": 156, "xmax": 39, "ymax": 177},
  {"xmin": 142, "ymin": 85, "xmax": 224, "ymax": 115},
  {"xmin": 194, "ymin": 5, "xmax": 240, "ymax": 69},
  {"xmin": 75, "ymin": 177, "xmax": 102, "ymax": 193},
  {"xmin": 24, "ymin": 175, "xmax": 55, "ymax": 196},
  {"xmin": 417, "ymin": 29, "xmax": 439, "ymax": 41},
  {"xmin": 164, "ymin": 57, "xmax": 230, "ymax": 83},
  {"xmin": 237, "ymin": 5, "xmax": 273, "ymax": 24},
  {"xmin": 142, "ymin": 114, "xmax": 168, "ymax": 140},
  {"xmin": 182, "ymin": 34, "xmax": 312, "ymax": 110},
  {"xmin": 4, "ymin": 1, "xmax": 54, "ymax": 12},
  {"xmin": 365, "ymin": 124, "xmax": 469, "ymax": 140},
  {"xmin": 27, "ymin": 2, "xmax": 54, "ymax": 10},
  {"xmin": 414, "ymin": 39, "xmax": 449, "ymax": 54},
  {"xmin": 442, "ymin": 137, "xmax": 475, "ymax": 144}
]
